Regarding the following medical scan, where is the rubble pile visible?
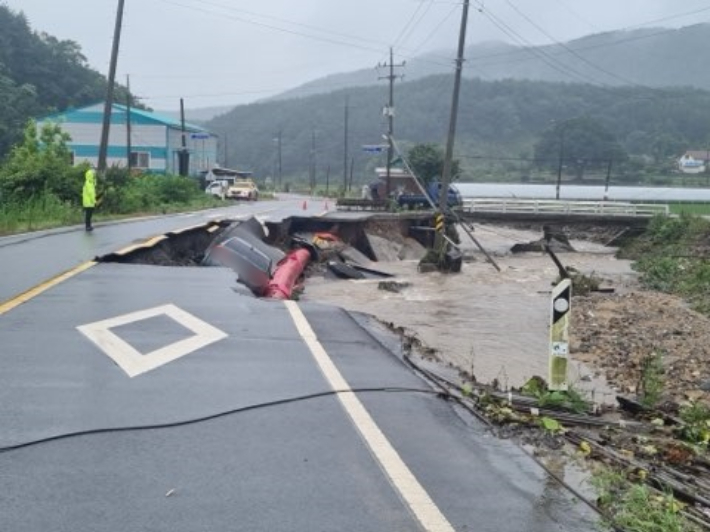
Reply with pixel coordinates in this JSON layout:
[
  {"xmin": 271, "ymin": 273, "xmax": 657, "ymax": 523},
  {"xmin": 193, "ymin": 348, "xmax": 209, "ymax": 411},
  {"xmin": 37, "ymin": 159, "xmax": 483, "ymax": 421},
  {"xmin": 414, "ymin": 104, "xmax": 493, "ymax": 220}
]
[{"xmin": 572, "ymin": 291, "xmax": 710, "ymax": 404}]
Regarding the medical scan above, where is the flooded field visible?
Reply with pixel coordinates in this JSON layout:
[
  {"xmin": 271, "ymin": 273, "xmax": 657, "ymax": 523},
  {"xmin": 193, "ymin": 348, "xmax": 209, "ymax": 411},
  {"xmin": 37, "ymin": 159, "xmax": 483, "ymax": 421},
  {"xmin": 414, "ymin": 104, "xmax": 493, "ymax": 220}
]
[{"xmin": 303, "ymin": 223, "xmax": 635, "ymax": 400}]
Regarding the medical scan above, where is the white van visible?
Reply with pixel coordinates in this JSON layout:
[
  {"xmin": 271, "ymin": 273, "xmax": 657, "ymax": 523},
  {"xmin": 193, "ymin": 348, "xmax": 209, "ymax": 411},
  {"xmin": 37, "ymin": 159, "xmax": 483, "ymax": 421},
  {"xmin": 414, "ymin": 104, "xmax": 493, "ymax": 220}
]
[{"xmin": 205, "ymin": 180, "xmax": 228, "ymax": 200}]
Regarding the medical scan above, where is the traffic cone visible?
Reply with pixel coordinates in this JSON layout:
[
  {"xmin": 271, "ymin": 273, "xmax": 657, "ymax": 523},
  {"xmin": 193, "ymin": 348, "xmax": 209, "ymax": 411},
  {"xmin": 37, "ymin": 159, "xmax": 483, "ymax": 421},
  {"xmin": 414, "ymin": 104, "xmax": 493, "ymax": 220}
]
[{"xmin": 302, "ymin": 200, "xmax": 307, "ymax": 210}]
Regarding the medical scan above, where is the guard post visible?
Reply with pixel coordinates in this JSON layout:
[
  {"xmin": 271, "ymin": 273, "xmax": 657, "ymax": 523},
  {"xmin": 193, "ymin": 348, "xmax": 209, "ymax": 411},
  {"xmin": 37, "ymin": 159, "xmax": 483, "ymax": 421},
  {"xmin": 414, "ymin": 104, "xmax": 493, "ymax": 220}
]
[{"xmin": 549, "ymin": 278, "xmax": 572, "ymax": 391}]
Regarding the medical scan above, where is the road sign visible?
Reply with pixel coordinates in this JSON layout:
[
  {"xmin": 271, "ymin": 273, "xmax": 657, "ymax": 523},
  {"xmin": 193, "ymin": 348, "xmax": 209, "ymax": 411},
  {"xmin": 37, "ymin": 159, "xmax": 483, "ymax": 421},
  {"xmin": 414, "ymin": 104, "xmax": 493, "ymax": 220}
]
[
  {"xmin": 190, "ymin": 133, "xmax": 210, "ymax": 140},
  {"xmin": 362, "ymin": 144, "xmax": 388, "ymax": 154},
  {"xmin": 549, "ymin": 278, "xmax": 571, "ymax": 391}
]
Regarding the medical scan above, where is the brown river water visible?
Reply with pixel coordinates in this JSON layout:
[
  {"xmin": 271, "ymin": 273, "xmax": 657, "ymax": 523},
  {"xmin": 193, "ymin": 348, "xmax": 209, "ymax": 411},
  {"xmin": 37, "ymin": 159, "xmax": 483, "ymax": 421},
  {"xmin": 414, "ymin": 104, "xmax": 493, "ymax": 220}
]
[{"xmin": 303, "ymin": 224, "xmax": 636, "ymax": 402}]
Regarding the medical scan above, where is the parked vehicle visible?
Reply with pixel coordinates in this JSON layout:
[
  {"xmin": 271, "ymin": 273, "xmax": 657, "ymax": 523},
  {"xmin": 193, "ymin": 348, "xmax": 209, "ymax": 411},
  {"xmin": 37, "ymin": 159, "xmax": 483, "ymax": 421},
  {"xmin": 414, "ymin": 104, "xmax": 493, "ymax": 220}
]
[
  {"xmin": 396, "ymin": 182, "xmax": 462, "ymax": 209},
  {"xmin": 205, "ymin": 180, "xmax": 228, "ymax": 199},
  {"xmin": 226, "ymin": 179, "xmax": 259, "ymax": 201}
]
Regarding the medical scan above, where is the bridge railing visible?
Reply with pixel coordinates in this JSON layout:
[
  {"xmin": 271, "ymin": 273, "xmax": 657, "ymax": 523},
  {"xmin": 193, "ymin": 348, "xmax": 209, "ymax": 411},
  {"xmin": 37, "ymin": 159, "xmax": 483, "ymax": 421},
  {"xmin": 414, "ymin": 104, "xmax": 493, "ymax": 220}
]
[{"xmin": 460, "ymin": 199, "xmax": 669, "ymax": 217}]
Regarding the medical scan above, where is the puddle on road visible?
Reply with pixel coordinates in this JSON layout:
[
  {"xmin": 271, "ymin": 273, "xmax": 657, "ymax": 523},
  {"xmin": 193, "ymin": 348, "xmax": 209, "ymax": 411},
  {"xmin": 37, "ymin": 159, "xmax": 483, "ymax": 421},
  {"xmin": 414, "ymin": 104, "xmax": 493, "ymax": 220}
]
[{"xmin": 304, "ymin": 224, "xmax": 634, "ymax": 402}]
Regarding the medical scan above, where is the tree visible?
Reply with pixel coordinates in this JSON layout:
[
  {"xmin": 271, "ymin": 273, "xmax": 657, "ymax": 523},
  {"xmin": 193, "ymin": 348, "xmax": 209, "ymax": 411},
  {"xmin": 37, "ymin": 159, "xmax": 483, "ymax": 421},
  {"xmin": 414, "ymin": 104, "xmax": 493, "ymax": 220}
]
[
  {"xmin": 407, "ymin": 143, "xmax": 461, "ymax": 186},
  {"xmin": 0, "ymin": 121, "xmax": 83, "ymax": 203},
  {"xmin": 534, "ymin": 117, "xmax": 628, "ymax": 180}
]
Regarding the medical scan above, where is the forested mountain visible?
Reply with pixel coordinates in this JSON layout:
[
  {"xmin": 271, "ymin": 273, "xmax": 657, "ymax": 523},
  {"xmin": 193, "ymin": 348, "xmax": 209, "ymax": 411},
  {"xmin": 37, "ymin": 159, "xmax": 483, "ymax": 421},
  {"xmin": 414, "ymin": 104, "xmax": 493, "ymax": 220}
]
[
  {"xmin": 272, "ymin": 24, "xmax": 710, "ymax": 102},
  {"xmin": 0, "ymin": 4, "xmax": 133, "ymax": 157},
  {"xmin": 208, "ymin": 75, "xmax": 710, "ymax": 182}
]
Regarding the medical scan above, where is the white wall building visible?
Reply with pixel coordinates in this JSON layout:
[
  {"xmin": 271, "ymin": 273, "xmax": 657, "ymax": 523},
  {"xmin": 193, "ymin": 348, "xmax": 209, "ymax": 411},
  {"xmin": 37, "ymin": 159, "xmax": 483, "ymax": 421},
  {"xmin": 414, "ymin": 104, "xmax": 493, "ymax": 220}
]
[{"xmin": 37, "ymin": 103, "xmax": 218, "ymax": 175}]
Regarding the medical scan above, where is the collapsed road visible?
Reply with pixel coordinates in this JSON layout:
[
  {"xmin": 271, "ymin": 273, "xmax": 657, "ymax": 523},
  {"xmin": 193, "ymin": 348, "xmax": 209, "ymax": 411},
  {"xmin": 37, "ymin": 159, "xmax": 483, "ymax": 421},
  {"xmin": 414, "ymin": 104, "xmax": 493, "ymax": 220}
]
[{"xmin": 0, "ymin": 200, "xmax": 601, "ymax": 531}]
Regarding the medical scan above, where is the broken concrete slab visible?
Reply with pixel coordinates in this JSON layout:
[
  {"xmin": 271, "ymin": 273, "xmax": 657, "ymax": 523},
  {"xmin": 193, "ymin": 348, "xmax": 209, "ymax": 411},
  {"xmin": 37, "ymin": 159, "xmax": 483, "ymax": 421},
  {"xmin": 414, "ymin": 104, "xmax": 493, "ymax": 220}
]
[
  {"xmin": 365, "ymin": 233, "xmax": 402, "ymax": 262},
  {"xmin": 397, "ymin": 238, "xmax": 427, "ymax": 261}
]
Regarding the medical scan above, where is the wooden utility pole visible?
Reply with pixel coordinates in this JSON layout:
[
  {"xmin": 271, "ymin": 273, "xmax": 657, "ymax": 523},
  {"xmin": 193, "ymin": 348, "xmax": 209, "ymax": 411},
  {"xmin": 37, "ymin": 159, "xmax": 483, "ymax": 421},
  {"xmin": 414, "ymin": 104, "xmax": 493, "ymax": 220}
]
[
  {"xmin": 277, "ymin": 129, "xmax": 282, "ymax": 188},
  {"xmin": 309, "ymin": 129, "xmax": 316, "ymax": 193},
  {"xmin": 439, "ymin": 0, "xmax": 471, "ymax": 213},
  {"xmin": 98, "ymin": 0, "xmax": 126, "ymax": 173},
  {"xmin": 126, "ymin": 75, "xmax": 132, "ymax": 172},
  {"xmin": 556, "ymin": 126, "xmax": 565, "ymax": 200},
  {"xmin": 178, "ymin": 98, "xmax": 189, "ymax": 176},
  {"xmin": 378, "ymin": 48, "xmax": 405, "ymax": 199},
  {"xmin": 343, "ymin": 95, "xmax": 349, "ymax": 193},
  {"xmin": 604, "ymin": 159, "xmax": 613, "ymax": 200}
]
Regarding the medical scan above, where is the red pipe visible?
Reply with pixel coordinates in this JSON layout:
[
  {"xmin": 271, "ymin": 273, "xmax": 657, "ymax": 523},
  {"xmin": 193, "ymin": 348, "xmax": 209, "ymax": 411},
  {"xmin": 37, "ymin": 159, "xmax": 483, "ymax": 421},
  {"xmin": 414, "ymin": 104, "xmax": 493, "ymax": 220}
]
[{"xmin": 265, "ymin": 248, "xmax": 312, "ymax": 299}]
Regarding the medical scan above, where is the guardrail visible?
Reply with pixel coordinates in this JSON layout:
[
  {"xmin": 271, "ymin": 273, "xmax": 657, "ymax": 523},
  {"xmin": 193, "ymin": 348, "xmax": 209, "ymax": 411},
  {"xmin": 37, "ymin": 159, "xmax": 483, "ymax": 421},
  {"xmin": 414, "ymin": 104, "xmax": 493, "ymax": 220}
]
[{"xmin": 460, "ymin": 199, "xmax": 669, "ymax": 217}]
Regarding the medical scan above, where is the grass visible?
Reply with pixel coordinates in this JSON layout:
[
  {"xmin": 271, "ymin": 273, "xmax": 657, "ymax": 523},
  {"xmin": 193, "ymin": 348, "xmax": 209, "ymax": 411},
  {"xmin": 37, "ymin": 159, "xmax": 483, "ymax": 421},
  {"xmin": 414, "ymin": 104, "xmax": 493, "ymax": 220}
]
[
  {"xmin": 639, "ymin": 351, "xmax": 665, "ymax": 409},
  {"xmin": 0, "ymin": 194, "xmax": 226, "ymax": 236},
  {"xmin": 668, "ymin": 202, "xmax": 710, "ymax": 215},
  {"xmin": 0, "ymin": 194, "xmax": 81, "ymax": 235},
  {"xmin": 592, "ymin": 467, "xmax": 699, "ymax": 532},
  {"xmin": 621, "ymin": 214, "xmax": 710, "ymax": 316}
]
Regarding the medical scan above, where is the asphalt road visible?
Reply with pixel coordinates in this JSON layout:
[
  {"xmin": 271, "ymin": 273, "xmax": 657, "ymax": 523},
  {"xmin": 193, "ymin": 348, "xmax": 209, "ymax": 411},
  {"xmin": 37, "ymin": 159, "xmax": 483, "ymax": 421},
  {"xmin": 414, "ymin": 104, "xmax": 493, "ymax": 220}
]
[
  {"xmin": 0, "ymin": 199, "xmax": 600, "ymax": 531},
  {"xmin": 0, "ymin": 195, "xmax": 328, "ymax": 303}
]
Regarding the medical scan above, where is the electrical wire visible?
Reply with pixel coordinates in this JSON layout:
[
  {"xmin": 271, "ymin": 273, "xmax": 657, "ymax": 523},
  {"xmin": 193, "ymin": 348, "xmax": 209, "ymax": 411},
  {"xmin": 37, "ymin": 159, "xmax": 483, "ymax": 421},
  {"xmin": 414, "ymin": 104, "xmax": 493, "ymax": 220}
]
[
  {"xmin": 501, "ymin": 0, "xmax": 675, "ymax": 94},
  {"xmin": 0, "ymin": 387, "xmax": 440, "ymax": 454},
  {"xmin": 148, "ymin": 0, "xmax": 454, "ymax": 69},
  {"xmin": 474, "ymin": 2, "xmax": 618, "ymax": 90},
  {"xmin": 394, "ymin": 0, "xmax": 436, "ymax": 51}
]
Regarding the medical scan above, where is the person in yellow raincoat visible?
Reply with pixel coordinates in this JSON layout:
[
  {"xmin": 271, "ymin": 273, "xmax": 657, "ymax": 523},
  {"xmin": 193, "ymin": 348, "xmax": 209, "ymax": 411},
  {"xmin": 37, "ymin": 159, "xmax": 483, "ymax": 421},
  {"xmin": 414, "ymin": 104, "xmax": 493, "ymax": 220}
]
[{"xmin": 83, "ymin": 166, "xmax": 97, "ymax": 231}]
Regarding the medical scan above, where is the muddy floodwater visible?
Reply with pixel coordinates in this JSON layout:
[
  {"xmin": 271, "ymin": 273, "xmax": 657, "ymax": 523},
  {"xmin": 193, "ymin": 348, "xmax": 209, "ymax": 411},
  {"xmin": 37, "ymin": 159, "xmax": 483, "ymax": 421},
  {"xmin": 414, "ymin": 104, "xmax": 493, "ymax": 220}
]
[{"xmin": 304, "ymin": 224, "xmax": 635, "ymax": 401}]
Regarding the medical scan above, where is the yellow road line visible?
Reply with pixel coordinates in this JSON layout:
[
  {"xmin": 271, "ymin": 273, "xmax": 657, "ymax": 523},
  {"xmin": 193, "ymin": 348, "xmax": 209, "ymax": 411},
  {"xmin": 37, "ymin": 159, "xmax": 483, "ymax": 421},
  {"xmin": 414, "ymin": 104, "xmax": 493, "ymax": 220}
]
[
  {"xmin": 0, "ymin": 261, "xmax": 97, "ymax": 316},
  {"xmin": 112, "ymin": 235, "xmax": 168, "ymax": 256},
  {"xmin": 168, "ymin": 222, "xmax": 212, "ymax": 235}
]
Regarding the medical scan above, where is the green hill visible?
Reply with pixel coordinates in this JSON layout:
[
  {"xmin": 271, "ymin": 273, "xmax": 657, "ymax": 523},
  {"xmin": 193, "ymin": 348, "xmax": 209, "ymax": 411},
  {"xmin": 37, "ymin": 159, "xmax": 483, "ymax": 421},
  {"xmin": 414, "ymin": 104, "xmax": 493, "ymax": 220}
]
[
  {"xmin": 272, "ymin": 24, "xmax": 710, "ymax": 102},
  {"xmin": 0, "ymin": 4, "xmax": 133, "ymax": 157},
  {"xmin": 207, "ymin": 75, "xmax": 710, "ymax": 184}
]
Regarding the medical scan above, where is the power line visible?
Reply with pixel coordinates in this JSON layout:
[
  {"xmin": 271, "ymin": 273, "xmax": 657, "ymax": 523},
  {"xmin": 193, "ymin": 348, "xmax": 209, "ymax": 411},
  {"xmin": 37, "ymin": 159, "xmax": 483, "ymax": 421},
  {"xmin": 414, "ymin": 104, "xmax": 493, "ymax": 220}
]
[
  {"xmin": 394, "ymin": 0, "xmax": 436, "ymax": 50},
  {"xmin": 476, "ymin": 4, "xmax": 613, "ymax": 89},
  {"xmin": 409, "ymin": 4, "xmax": 461, "ymax": 55},
  {"xmin": 149, "ymin": 0, "xmax": 454, "ymax": 68},
  {"xmin": 501, "ymin": 0, "xmax": 674, "ymax": 91}
]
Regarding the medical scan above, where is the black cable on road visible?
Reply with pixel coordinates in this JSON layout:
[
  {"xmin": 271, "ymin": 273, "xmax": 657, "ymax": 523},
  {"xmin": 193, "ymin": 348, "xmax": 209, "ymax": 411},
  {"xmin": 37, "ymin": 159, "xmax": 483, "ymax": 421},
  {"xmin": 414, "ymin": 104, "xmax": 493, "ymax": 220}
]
[{"xmin": 0, "ymin": 387, "xmax": 442, "ymax": 455}]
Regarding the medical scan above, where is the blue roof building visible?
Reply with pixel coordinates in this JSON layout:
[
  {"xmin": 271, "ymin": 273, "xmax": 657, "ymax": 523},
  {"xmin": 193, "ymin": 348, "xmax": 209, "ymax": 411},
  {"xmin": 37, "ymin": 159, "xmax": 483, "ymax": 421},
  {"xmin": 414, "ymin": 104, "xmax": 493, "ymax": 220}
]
[{"xmin": 37, "ymin": 103, "xmax": 219, "ymax": 175}]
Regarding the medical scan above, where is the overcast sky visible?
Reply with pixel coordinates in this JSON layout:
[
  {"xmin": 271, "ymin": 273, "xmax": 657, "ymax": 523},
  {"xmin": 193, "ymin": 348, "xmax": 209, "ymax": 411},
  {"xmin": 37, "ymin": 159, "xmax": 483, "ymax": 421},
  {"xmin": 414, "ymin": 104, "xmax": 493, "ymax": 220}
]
[{"xmin": 5, "ymin": 0, "xmax": 710, "ymax": 110}]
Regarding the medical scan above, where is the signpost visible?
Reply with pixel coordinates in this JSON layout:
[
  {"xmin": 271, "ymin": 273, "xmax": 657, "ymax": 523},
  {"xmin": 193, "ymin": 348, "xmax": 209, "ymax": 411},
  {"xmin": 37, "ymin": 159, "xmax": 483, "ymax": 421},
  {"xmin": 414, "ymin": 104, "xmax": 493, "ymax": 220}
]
[{"xmin": 549, "ymin": 278, "xmax": 572, "ymax": 391}]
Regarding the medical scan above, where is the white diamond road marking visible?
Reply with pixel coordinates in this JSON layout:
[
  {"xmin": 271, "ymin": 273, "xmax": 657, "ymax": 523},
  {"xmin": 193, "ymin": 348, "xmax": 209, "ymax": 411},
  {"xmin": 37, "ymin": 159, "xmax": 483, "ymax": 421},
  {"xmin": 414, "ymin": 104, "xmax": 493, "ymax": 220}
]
[{"xmin": 77, "ymin": 304, "xmax": 228, "ymax": 378}]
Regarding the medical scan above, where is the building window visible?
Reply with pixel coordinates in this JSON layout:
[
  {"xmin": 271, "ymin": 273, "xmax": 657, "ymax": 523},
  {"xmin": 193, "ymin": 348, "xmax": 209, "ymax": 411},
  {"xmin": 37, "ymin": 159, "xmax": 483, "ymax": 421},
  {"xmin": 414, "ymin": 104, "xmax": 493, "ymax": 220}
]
[{"xmin": 130, "ymin": 152, "xmax": 150, "ymax": 169}]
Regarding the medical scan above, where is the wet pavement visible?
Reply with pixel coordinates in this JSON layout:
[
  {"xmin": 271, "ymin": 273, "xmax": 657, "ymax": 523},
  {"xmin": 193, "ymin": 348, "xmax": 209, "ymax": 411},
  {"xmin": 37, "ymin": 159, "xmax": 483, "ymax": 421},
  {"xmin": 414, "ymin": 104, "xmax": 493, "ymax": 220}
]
[
  {"xmin": 0, "ymin": 195, "xmax": 328, "ymax": 303},
  {"xmin": 0, "ymin": 204, "xmax": 601, "ymax": 531}
]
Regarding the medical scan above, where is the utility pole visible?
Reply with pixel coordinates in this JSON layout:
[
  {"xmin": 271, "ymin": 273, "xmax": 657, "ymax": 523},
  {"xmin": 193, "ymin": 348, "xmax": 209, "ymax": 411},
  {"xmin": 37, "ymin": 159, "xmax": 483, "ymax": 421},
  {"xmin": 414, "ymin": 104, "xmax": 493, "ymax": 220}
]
[
  {"xmin": 126, "ymin": 75, "xmax": 132, "ymax": 173},
  {"xmin": 439, "ymin": 0, "xmax": 471, "ymax": 214},
  {"xmin": 603, "ymin": 159, "xmax": 613, "ymax": 200},
  {"xmin": 277, "ymin": 129, "xmax": 282, "ymax": 188},
  {"xmin": 178, "ymin": 98, "xmax": 189, "ymax": 176},
  {"xmin": 349, "ymin": 156, "xmax": 355, "ymax": 192},
  {"xmin": 343, "ymin": 95, "xmax": 349, "ymax": 193},
  {"xmin": 223, "ymin": 132, "xmax": 229, "ymax": 167},
  {"xmin": 378, "ymin": 47, "xmax": 405, "ymax": 199},
  {"xmin": 98, "ymin": 0, "xmax": 126, "ymax": 173},
  {"xmin": 309, "ymin": 129, "xmax": 316, "ymax": 194},
  {"xmin": 326, "ymin": 164, "xmax": 330, "ymax": 195},
  {"xmin": 556, "ymin": 126, "xmax": 565, "ymax": 200}
]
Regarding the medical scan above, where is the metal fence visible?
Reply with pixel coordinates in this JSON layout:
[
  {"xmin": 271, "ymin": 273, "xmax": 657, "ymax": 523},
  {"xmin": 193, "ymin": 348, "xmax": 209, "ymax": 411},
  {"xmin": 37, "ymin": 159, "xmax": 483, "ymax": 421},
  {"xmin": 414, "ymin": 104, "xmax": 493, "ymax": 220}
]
[{"xmin": 460, "ymin": 199, "xmax": 669, "ymax": 217}]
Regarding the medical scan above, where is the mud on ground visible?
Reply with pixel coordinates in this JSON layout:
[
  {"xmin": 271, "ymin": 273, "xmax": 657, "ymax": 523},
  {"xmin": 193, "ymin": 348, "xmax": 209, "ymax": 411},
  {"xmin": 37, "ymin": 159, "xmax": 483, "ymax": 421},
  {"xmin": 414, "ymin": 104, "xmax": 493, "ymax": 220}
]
[{"xmin": 571, "ymin": 290, "xmax": 710, "ymax": 406}]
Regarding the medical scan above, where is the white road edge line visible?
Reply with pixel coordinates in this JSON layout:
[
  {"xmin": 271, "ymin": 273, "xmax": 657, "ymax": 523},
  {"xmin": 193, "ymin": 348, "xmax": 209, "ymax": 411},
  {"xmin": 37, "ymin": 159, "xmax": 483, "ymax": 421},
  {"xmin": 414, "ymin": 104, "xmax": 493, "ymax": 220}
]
[{"xmin": 284, "ymin": 301, "xmax": 456, "ymax": 532}]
